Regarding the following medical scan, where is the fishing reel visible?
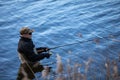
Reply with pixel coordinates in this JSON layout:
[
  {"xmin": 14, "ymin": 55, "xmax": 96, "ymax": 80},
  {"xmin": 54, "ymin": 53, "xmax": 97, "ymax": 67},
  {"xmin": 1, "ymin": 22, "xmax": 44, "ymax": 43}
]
[{"xmin": 47, "ymin": 50, "xmax": 53, "ymax": 55}]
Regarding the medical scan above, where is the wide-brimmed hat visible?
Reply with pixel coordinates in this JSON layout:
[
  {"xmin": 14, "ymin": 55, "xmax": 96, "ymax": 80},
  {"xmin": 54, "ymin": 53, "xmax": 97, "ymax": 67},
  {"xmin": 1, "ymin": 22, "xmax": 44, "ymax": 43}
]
[{"xmin": 20, "ymin": 27, "xmax": 34, "ymax": 35}]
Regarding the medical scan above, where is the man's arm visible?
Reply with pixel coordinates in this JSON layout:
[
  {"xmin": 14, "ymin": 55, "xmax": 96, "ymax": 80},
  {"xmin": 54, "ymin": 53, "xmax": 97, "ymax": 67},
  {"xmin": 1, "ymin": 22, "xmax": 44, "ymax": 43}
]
[{"xmin": 23, "ymin": 45, "xmax": 50, "ymax": 62}]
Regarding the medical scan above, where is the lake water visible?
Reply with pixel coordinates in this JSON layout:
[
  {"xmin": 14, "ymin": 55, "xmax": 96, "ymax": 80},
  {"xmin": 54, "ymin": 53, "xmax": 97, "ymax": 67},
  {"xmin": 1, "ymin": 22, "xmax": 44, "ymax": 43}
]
[{"xmin": 0, "ymin": 0, "xmax": 120, "ymax": 80}]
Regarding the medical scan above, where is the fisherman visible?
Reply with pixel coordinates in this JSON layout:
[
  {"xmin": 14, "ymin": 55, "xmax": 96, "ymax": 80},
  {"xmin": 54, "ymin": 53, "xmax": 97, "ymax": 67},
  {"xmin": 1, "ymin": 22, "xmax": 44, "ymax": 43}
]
[{"xmin": 17, "ymin": 27, "xmax": 51, "ymax": 63}]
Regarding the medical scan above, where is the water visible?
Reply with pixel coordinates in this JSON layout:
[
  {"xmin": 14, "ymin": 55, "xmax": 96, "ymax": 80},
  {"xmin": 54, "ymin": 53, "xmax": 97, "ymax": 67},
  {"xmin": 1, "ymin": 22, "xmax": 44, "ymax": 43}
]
[{"xmin": 0, "ymin": 0, "xmax": 120, "ymax": 80}]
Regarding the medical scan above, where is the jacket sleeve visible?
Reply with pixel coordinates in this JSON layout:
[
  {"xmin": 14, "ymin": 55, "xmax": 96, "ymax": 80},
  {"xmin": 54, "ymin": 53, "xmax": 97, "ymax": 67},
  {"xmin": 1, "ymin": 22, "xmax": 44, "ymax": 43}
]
[
  {"xmin": 31, "ymin": 53, "xmax": 50, "ymax": 62},
  {"xmin": 23, "ymin": 43, "xmax": 48, "ymax": 62}
]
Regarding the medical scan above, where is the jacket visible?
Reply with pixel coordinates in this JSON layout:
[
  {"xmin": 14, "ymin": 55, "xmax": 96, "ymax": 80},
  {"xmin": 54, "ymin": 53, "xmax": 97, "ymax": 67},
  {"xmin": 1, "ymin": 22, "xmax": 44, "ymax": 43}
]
[{"xmin": 17, "ymin": 37, "xmax": 49, "ymax": 62}]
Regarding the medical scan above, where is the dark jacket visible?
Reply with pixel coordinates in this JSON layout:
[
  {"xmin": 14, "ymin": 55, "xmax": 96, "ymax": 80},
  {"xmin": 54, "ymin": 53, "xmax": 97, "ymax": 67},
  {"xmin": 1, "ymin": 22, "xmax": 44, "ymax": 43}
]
[{"xmin": 17, "ymin": 37, "xmax": 49, "ymax": 62}]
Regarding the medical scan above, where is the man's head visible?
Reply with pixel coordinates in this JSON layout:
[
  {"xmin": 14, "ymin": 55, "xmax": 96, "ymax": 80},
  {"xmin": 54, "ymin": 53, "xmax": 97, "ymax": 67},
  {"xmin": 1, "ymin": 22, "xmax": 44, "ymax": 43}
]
[{"xmin": 20, "ymin": 27, "xmax": 34, "ymax": 39}]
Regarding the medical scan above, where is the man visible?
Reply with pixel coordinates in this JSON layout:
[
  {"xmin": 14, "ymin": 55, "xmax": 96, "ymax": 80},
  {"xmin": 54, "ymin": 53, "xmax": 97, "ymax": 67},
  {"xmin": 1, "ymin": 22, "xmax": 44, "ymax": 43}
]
[{"xmin": 17, "ymin": 27, "xmax": 51, "ymax": 63}]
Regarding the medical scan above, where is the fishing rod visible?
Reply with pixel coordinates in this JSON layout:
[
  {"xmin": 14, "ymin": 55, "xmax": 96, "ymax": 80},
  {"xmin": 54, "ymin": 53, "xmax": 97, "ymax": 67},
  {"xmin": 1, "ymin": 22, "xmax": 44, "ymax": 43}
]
[
  {"xmin": 50, "ymin": 39, "xmax": 93, "ymax": 50},
  {"xmin": 49, "ymin": 33, "xmax": 120, "ymax": 50}
]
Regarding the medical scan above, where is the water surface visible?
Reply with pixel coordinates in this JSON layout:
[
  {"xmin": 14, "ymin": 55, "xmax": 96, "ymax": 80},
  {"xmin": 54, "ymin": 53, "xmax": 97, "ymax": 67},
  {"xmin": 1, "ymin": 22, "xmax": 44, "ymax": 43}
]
[{"xmin": 0, "ymin": 0, "xmax": 120, "ymax": 80}]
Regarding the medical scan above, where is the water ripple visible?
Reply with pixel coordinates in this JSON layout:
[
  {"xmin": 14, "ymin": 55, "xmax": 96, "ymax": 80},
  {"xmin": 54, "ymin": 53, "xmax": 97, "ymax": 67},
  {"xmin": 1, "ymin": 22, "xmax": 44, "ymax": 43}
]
[{"xmin": 0, "ymin": 0, "xmax": 120, "ymax": 80}]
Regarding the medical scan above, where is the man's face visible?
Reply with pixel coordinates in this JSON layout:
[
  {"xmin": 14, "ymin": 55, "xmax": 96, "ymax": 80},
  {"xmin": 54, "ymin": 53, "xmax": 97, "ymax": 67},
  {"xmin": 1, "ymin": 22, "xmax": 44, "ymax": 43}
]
[
  {"xmin": 22, "ymin": 32, "xmax": 32, "ymax": 39},
  {"xmin": 27, "ymin": 32, "xmax": 32, "ymax": 39}
]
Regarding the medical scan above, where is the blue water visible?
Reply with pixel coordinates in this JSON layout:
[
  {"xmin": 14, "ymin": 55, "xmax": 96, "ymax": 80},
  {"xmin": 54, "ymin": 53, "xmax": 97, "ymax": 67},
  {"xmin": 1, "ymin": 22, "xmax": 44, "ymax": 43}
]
[{"xmin": 0, "ymin": 0, "xmax": 120, "ymax": 80}]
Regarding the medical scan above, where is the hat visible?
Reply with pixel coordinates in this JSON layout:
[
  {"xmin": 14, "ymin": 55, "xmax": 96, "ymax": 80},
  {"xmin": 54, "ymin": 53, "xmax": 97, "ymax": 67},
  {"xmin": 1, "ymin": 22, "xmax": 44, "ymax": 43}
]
[{"xmin": 20, "ymin": 27, "xmax": 34, "ymax": 35}]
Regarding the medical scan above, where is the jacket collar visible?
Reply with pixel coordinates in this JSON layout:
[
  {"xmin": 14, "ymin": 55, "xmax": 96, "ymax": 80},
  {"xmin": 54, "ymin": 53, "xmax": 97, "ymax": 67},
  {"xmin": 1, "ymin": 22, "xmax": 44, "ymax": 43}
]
[{"xmin": 20, "ymin": 36, "xmax": 31, "ymax": 41}]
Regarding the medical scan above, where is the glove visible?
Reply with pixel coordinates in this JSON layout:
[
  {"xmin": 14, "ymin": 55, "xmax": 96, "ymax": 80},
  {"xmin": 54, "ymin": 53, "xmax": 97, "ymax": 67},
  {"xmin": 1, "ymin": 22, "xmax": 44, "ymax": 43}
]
[
  {"xmin": 45, "ymin": 53, "xmax": 51, "ymax": 59},
  {"xmin": 43, "ymin": 47, "xmax": 50, "ymax": 52},
  {"xmin": 37, "ymin": 47, "xmax": 50, "ymax": 52}
]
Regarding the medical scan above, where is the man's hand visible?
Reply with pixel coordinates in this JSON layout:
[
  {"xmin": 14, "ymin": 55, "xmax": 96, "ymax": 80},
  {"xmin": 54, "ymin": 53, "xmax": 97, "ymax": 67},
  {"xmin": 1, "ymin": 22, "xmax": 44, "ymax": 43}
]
[
  {"xmin": 44, "ymin": 48, "xmax": 50, "ymax": 52},
  {"xmin": 37, "ymin": 47, "xmax": 50, "ymax": 53},
  {"xmin": 45, "ymin": 53, "xmax": 52, "ymax": 59}
]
